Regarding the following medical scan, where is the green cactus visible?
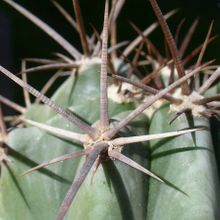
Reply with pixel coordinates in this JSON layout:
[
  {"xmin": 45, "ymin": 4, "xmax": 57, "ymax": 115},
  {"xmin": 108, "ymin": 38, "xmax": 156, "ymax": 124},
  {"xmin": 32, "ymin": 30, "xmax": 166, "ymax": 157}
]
[
  {"xmin": 0, "ymin": 0, "xmax": 220, "ymax": 220},
  {"xmin": 148, "ymin": 105, "xmax": 220, "ymax": 220}
]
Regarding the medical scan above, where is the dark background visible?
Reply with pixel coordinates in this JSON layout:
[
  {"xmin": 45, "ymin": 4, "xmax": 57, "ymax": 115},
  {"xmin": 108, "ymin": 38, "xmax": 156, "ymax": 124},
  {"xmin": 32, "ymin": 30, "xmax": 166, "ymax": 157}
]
[{"xmin": 0, "ymin": 0, "xmax": 220, "ymax": 108}]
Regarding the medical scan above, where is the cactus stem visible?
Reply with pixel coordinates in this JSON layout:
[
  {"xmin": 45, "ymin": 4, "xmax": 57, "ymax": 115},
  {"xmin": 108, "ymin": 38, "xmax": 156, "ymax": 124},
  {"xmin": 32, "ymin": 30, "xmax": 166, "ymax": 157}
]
[
  {"xmin": 72, "ymin": 0, "xmax": 90, "ymax": 56},
  {"xmin": 2, "ymin": 0, "xmax": 81, "ymax": 59},
  {"xmin": 20, "ymin": 119, "xmax": 201, "ymax": 219},
  {"xmin": 0, "ymin": 66, "xmax": 97, "ymax": 138},
  {"xmin": 56, "ymin": 142, "xmax": 108, "ymax": 220},
  {"xmin": 0, "ymin": 95, "xmax": 26, "ymax": 113},
  {"xmin": 100, "ymin": 0, "xmax": 110, "ymax": 129}
]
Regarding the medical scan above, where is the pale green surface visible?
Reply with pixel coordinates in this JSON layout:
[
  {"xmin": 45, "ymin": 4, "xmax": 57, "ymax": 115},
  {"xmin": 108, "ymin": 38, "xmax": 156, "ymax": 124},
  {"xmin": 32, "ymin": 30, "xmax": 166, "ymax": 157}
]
[
  {"xmin": 0, "ymin": 125, "xmax": 79, "ymax": 220},
  {"xmin": 0, "ymin": 64, "xmax": 143, "ymax": 220},
  {"xmin": 24, "ymin": 64, "xmax": 135, "ymax": 123},
  {"xmin": 68, "ymin": 112, "xmax": 149, "ymax": 220},
  {"xmin": 147, "ymin": 104, "xmax": 220, "ymax": 220}
]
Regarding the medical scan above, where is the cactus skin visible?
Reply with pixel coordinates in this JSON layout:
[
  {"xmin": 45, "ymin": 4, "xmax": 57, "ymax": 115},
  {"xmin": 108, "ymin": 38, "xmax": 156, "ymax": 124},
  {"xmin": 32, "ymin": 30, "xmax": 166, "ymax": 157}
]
[
  {"xmin": 0, "ymin": 64, "xmax": 147, "ymax": 220},
  {"xmin": 0, "ymin": 125, "xmax": 77, "ymax": 220},
  {"xmin": 67, "ymin": 112, "xmax": 149, "ymax": 220},
  {"xmin": 147, "ymin": 104, "xmax": 220, "ymax": 220},
  {"xmin": 24, "ymin": 63, "xmax": 135, "ymax": 123}
]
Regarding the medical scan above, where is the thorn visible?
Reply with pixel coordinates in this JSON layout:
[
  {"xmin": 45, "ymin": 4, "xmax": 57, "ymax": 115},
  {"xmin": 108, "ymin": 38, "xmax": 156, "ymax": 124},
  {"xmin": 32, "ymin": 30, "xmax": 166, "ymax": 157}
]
[
  {"xmin": 53, "ymin": 52, "xmax": 74, "ymax": 64},
  {"xmin": 193, "ymin": 94, "xmax": 220, "ymax": 105},
  {"xmin": 108, "ymin": 73, "xmax": 181, "ymax": 104},
  {"xmin": 90, "ymin": 156, "xmax": 102, "ymax": 185},
  {"xmin": 21, "ymin": 60, "xmax": 31, "ymax": 107},
  {"xmin": 127, "ymin": 40, "xmax": 144, "ymax": 78},
  {"xmin": 182, "ymin": 36, "xmax": 217, "ymax": 66},
  {"xmin": 0, "ymin": 95, "xmax": 25, "ymax": 113},
  {"xmin": 195, "ymin": 21, "xmax": 214, "ymax": 69},
  {"xmin": 148, "ymin": 0, "xmax": 190, "ymax": 95},
  {"xmin": 51, "ymin": 0, "xmax": 78, "ymax": 30},
  {"xmin": 175, "ymin": 18, "xmax": 186, "ymax": 45},
  {"xmin": 198, "ymin": 67, "xmax": 220, "ymax": 94},
  {"xmin": 122, "ymin": 9, "xmax": 178, "ymax": 57},
  {"xmin": 23, "ymin": 119, "xmax": 85, "ymax": 144},
  {"xmin": 0, "ymin": 105, "xmax": 8, "ymax": 142},
  {"xmin": 0, "ymin": 65, "xmax": 97, "ymax": 138},
  {"xmin": 109, "ymin": 127, "xmax": 203, "ymax": 146},
  {"xmin": 21, "ymin": 149, "xmax": 91, "ymax": 177},
  {"xmin": 72, "ymin": 0, "xmax": 90, "ymax": 56},
  {"xmin": 192, "ymin": 21, "xmax": 214, "ymax": 90},
  {"xmin": 100, "ymin": 0, "xmax": 110, "ymax": 129},
  {"xmin": 35, "ymin": 72, "xmax": 63, "ymax": 104},
  {"xmin": 108, "ymin": 149, "xmax": 163, "ymax": 182},
  {"xmin": 108, "ymin": 0, "xmax": 125, "ymax": 30},
  {"xmin": 2, "ymin": 0, "xmax": 81, "ymax": 59},
  {"xmin": 106, "ymin": 61, "xmax": 210, "ymax": 139},
  {"xmin": 179, "ymin": 18, "xmax": 199, "ymax": 58},
  {"xmin": 17, "ymin": 63, "xmax": 79, "ymax": 75},
  {"xmin": 129, "ymin": 21, "xmax": 164, "ymax": 63},
  {"xmin": 169, "ymin": 110, "xmax": 186, "ymax": 124},
  {"xmin": 56, "ymin": 142, "xmax": 108, "ymax": 220}
]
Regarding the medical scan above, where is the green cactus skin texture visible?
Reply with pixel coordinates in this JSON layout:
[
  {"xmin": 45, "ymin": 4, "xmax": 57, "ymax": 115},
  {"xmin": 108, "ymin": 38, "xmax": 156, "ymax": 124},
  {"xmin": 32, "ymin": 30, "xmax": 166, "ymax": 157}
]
[
  {"xmin": 147, "ymin": 104, "xmax": 220, "ymax": 220},
  {"xmin": 0, "ymin": 64, "xmax": 148, "ymax": 220},
  {"xmin": 24, "ymin": 64, "xmax": 135, "ymax": 123},
  {"xmin": 67, "ymin": 113, "xmax": 149, "ymax": 220}
]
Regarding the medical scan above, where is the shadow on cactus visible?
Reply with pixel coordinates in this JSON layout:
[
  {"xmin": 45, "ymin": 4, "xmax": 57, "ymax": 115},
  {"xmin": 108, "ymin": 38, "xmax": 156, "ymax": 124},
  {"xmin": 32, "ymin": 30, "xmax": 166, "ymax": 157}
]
[{"xmin": 0, "ymin": 0, "xmax": 220, "ymax": 220}]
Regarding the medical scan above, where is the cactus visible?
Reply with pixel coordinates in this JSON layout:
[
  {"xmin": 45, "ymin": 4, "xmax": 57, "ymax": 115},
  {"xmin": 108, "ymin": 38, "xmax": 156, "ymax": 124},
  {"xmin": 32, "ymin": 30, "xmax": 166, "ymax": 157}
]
[{"xmin": 0, "ymin": 0, "xmax": 219, "ymax": 220}]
